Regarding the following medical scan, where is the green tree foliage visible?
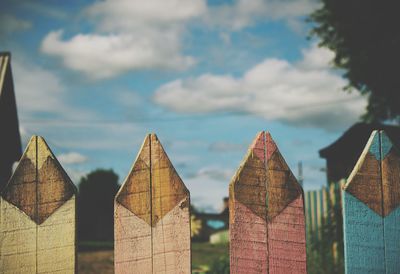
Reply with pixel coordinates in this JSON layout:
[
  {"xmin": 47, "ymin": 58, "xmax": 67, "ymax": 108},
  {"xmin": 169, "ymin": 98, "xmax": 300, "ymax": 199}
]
[
  {"xmin": 208, "ymin": 254, "xmax": 229, "ymax": 274},
  {"xmin": 78, "ymin": 169, "xmax": 120, "ymax": 242},
  {"xmin": 309, "ymin": 0, "xmax": 400, "ymax": 122},
  {"xmin": 307, "ymin": 187, "xmax": 344, "ymax": 274}
]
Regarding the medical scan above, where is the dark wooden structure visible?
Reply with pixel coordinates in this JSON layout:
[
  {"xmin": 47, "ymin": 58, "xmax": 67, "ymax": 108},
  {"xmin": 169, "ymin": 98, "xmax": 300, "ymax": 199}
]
[
  {"xmin": 0, "ymin": 52, "xmax": 22, "ymax": 190},
  {"xmin": 319, "ymin": 122, "xmax": 400, "ymax": 184},
  {"xmin": 192, "ymin": 197, "xmax": 229, "ymax": 242}
]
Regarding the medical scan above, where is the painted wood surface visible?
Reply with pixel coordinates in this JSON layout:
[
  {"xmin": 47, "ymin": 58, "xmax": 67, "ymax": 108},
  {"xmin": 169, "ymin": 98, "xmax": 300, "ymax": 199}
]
[
  {"xmin": 229, "ymin": 131, "xmax": 306, "ymax": 274},
  {"xmin": 343, "ymin": 130, "xmax": 400, "ymax": 274},
  {"xmin": 114, "ymin": 134, "xmax": 190, "ymax": 274},
  {"xmin": 0, "ymin": 135, "xmax": 77, "ymax": 273},
  {"xmin": 380, "ymin": 131, "xmax": 400, "ymax": 274}
]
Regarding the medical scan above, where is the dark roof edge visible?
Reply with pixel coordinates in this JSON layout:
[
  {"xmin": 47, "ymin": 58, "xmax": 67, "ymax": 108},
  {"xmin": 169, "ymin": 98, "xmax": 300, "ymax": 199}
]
[
  {"xmin": 0, "ymin": 52, "xmax": 11, "ymax": 57},
  {"xmin": 319, "ymin": 122, "xmax": 400, "ymax": 158}
]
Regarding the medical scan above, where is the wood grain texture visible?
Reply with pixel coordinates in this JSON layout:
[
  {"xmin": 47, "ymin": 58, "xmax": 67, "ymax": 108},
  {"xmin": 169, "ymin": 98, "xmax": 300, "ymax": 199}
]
[
  {"xmin": 230, "ymin": 131, "xmax": 306, "ymax": 274},
  {"xmin": 116, "ymin": 135, "xmax": 151, "ymax": 225},
  {"xmin": 0, "ymin": 135, "xmax": 76, "ymax": 274},
  {"xmin": 381, "ymin": 131, "xmax": 400, "ymax": 273},
  {"xmin": 229, "ymin": 132, "xmax": 268, "ymax": 274},
  {"xmin": 114, "ymin": 134, "xmax": 190, "ymax": 274},
  {"xmin": 342, "ymin": 192, "xmax": 385, "ymax": 273},
  {"xmin": 343, "ymin": 131, "xmax": 384, "ymax": 274},
  {"xmin": 343, "ymin": 130, "xmax": 400, "ymax": 273},
  {"xmin": 381, "ymin": 131, "xmax": 400, "ymax": 216},
  {"xmin": 344, "ymin": 131, "xmax": 382, "ymax": 216},
  {"xmin": 266, "ymin": 133, "xmax": 306, "ymax": 274},
  {"xmin": 268, "ymin": 196, "xmax": 306, "ymax": 274},
  {"xmin": 2, "ymin": 136, "xmax": 75, "ymax": 224}
]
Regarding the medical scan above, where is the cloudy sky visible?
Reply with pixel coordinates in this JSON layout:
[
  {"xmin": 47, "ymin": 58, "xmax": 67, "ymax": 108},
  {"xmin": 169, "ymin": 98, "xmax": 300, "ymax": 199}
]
[{"xmin": 0, "ymin": 0, "xmax": 367, "ymax": 211}]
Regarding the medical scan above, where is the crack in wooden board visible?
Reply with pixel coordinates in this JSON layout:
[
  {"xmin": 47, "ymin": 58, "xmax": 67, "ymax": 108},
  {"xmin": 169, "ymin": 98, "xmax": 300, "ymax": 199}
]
[
  {"xmin": 381, "ymin": 131, "xmax": 400, "ymax": 217},
  {"xmin": 0, "ymin": 135, "xmax": 76, "ymax": 273},
  {"xmin": 115, "ymin": 135, "xmax": 152, "ymax": 225},
  {"xmin": 230, "ymin": 131, "xmax": 306, "ymax": 274},
  {"xmin": 114, "ymin": 134, "xmax": 191, "ymax": 273},
  {"xmin": 231, "ymin": 131, "xmax": 302, "ymax": 221},
  {"xmin": 267, "ymin": 146, "xmax": 302, "ymax": 220},
  {"xmin": 344, "ymin": 130, "xmax": 400, "ymax": 217},
  {"xmin": 1, "ymin": 136, "xmax": 76, "ymax": 225},
  {"xmin": 343, "ymin": 130, "xmax": 400, "ymax": 273},
  {"xmin": 115, "ymin": 134, "xmax": 189, "ymax": 227}
]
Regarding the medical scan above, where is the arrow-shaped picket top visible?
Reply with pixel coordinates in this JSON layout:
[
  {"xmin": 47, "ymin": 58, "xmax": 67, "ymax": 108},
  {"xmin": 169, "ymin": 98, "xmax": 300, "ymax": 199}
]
[
  {"xmin": 229, "ymin": 131, "xmax": 306, "ymax": 274},
  {"xmin": 114, "ymin": 133, "xmax": 191, "ymax": 274},
  {"xmin": 1, "ymin": 135, "xmax": 76, "ymax": 224},
  {"xmin": 0, "ymin": 135, "xmax": 77, "ymax": 273},
  {"xmin": 343, "ymin": 130, "xmax": 400, "ymax": 273}
]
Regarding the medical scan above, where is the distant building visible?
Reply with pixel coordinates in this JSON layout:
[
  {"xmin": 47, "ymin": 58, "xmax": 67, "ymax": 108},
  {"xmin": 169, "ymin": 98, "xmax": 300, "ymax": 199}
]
[
  {"xmin": 319, "ymin": 122, "xmax": 400, "ymax": 184},
  {"xmin": 0, "ymin": 52, "xmax": 22, "ymax": 190},
  {"xmin": 192, "ymin": 197, "xmax": 229, "ymax": 242}
]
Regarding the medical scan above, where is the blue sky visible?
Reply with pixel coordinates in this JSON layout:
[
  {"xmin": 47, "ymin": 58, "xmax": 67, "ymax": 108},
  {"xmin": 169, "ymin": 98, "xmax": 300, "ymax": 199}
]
[{"xmin": 0, "ymin": 0, "xmax": 367, "ymax": 212}]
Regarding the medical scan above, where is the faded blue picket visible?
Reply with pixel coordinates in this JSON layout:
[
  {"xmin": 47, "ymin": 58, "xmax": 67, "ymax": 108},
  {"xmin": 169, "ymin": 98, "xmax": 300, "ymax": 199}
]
[
  {"xmin": 342, "ymin": 191, "xmax": 385, "ymax": 273},
  {"xmin": 343, "ymin": 130, "xmax": 400, "ymax": 274}
]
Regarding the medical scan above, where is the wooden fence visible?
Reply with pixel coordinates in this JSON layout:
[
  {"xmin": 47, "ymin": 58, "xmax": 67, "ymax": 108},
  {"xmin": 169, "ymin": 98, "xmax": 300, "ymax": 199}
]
[
  {"xmin": 1, "ymin": 130, "xmax": 399, "ymax": 273},
  {"xmin": 304, "ymin": 180, "xmax": 344, "ymax": 239},
  {"xmin": 304, "ymin": 180, "xmax": 345, "ymax": 270}
]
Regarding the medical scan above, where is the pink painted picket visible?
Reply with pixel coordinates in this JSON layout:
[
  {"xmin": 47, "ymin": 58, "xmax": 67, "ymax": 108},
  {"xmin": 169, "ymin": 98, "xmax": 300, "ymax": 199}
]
[{"xmin": 230, "ymin": 131, "xmax": 307, "ymax": 274}]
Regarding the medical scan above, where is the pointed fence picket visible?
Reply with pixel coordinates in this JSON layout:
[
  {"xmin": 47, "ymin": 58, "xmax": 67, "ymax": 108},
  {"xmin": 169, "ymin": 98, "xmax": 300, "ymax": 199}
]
[
  {"xmin": 0, "ymin": 136, "xmax": 77, "ymax": 273},
  {"xmin": 2, "ymin": 130, "xmax": 400, "ymax": 274},
  {"xmin": 114, "ymin": 134, "xmax": 191, "ymax": 274},
  {"xmin": 342, "ymin": 130, "xmax": 400, "ymax": 273},
  {"xmin": 229, "ymin": 131, "xmax": 307, "ymax": 274}
]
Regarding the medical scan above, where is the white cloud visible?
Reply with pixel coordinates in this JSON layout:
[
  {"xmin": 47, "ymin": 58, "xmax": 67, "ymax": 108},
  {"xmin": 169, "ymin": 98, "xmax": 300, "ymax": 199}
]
[
  {"xmin": 58, "ymin": 152, "xmax": 88, "ymax": 165},
  {"xmin": 13, "ymin": 59, "xmax": 65, "ymax": 115},
  {"xmin": 204, "ymin": 0, "xmax": 318, "ymax": 31},
  {"xmin": 39, "ymin": 0, "xmax": 320, "ymax": 78},
  {"xmin": 64, "ymin": 168, "xmax": 87, "ymax": 184},
  {"xmin": 86, "ymin": 0, "xmax": 206, "ymax": 31},
  {"xmin": 19, "ymin": 125, "xmax": 31, "ymax": 146},
  {"xmin": 41, "ymin": 30, "xmax": 195, "ymax": 79},
  {"xmin": 41, "ymin": 0, "xmax": 206, "ymax": 79},
  {"xmin": 154, "ymin": 44, "xmax": 367, "ymax": 131},
  {"xmin": 189, "ymin": 166, "xmax": 234, "ymax": 181},
  {"xmin": 12, "ymin": 58, "xmax": 93, "ymax": 121},
  {"xmin": 184, "ymin": 167, "xmax": 233, "ymax": 212},
  {"xmin": 208, "ymin": 141, "xmax": 246, "ymax": 152},
  {"xmin": 0, "ymin": 14, "xmax": 32, "ymax": 35}
]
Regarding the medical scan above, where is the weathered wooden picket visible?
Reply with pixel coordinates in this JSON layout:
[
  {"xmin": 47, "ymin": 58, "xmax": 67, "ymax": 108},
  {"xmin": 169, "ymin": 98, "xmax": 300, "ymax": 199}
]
[
  {"xmin": 0, "ymin": 136, "xmax": 76, "ymax": 273},
  {"xmin": 1, "ymin": 130, "xmax": 399, "ymax": 273},
  {"xmin": 343, "ymin": 130, "xmax": 400, "ymax": 273},
  {"xmin": 229, "ymin": 132, "xmax": 306, "ymax": 274},
  {"xmin": 114, "ymin": 134, "xmax": 190, "ymax": 273}
]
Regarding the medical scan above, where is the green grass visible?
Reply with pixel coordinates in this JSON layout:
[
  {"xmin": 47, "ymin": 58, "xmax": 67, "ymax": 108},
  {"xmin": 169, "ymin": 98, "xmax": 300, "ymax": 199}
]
[
  {"xmin": 78, "ymin": 241, "xmax": 229, "ymax": 273},
  {"xmin": 192, "ymin": 242, "xmax": 229, "ymax": 273}
]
